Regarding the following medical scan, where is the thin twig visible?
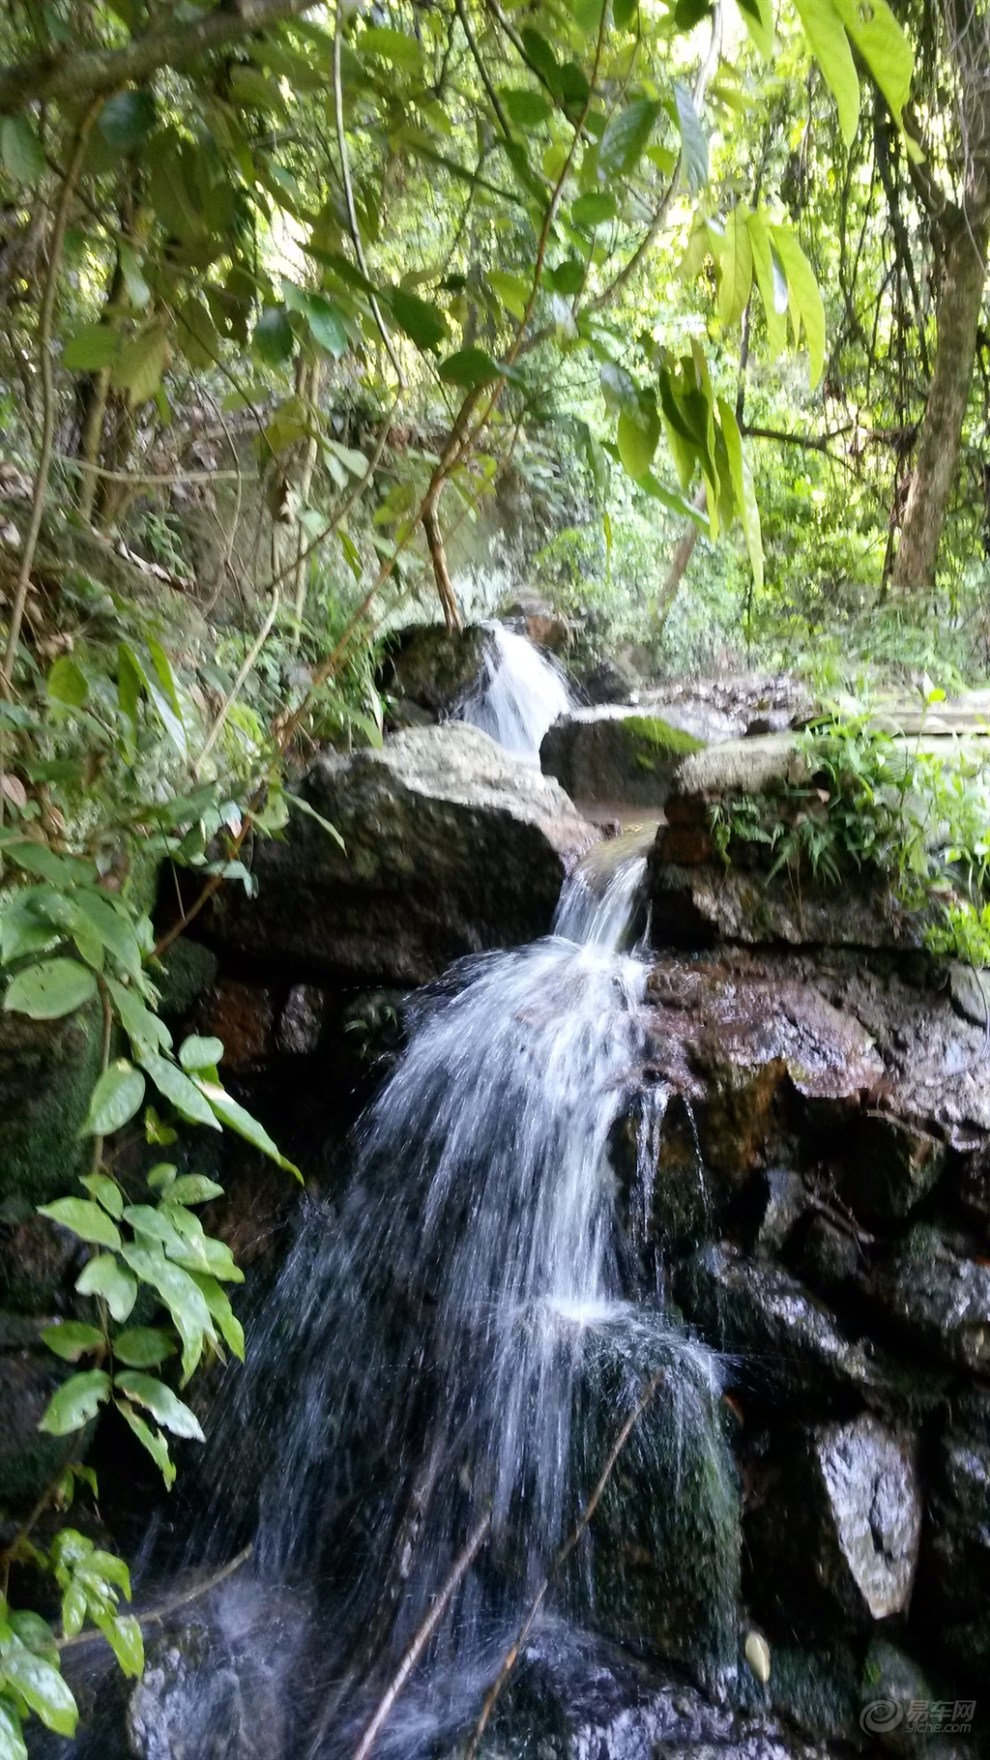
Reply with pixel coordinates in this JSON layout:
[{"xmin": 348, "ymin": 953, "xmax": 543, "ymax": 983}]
[
  {"xmin": 2, "ymin": 101, "xmax": 100, "ymax": 698},
  {"xmin": 57, "ymin": 1545, "xmax": 253, "ymax": 1651},
  {"xmin": 463, "ymin": 1369, "xmax": 666, "ymax": 1759},
  {"xmin": 350, "ymin": 1507, "xmax": 493, "ymax": 1760},
  {"xmin": 193, "ymin": 589, "xmax": 281, "ymax": 779}
]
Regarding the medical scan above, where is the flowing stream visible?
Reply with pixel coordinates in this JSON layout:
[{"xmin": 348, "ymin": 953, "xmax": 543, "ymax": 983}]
[
  {"xmin": 457, "ymin": 621, "xmax": 572, "ymax": 764},
  {"xmin": 71, "ymin": 639, "xmax": 738, "ymax": 1759}
]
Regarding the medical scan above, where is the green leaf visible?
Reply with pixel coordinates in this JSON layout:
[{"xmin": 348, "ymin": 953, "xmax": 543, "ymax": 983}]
[
  {"xmin": 488, "ymin": 270, "xmax": 530, "ymax": 321},
  {"xmin": 189, "ymin": 1272, "xmax": 245, "ymax": 1358},
  {"xmin": 119, "ymin": 242, "xmax": 151, "ymax": 310},
  {"xmin": 598, "ymin": 98, "xmax": 661, "ymax": 179},
  {"xmin": 96, "ymin": 1612, "xmax": 144, "ymax": 1679},
  {"xmin": 62, "ymin": 323, "xmax": 123, "ymax": 372},
  {"xmin": 39, "ymin": 1370, "xmax": 111, "ymax": 1438},
  {"xmin": 98, "ymin": 90, "xmax": 156, "ymax": 151},
  {"xmin": 831, "ymin": 0, "xmax": 913, "ymax": 128},
  {"xmin": 673, "ymin": 82, "xmax": 708, "ymax": 193},
  {"xmin": 253, "ymin": 306, "xmax": 294, "ymax": 366},
  {"xmin": 771, "ymin": 225, "xmax": 826, "ymax": 387},
  {"xmin": 118, "ymin": 1243, "xmax": 214, "ymax": 1381},
  {"xmin": 111, "ymin": 324, "xmax": 170, "ymax": 406},
  {"xmin": 177, "ymin": 295, "xmax": 220, "ymax": 370},
  {"xmin": 570, "ymin": 190, "xmax": 617, "ymax": 229},
  {"xmin": 748, "ymin": 209, "xmax": 788, "ymax": 356},
  {"xmin": 114, "ymin": 1371, "xmax": 204, "ymax": 1441},
  {"xmin": 38, "ymin": 1199, "xmax": 122, "ymax": 1251},
  {"xmin": 359, "ymin": 24, "xmax": 425, "ymax": 69},
  {"xmin": 501, "ymin": 88, "xmax": 552, "ymax": 128},
  {"xmin": 0, "ymin": 1642, "xmax": 77, "ymax": 1738},
  {"xmin": 161, "ymin": 1175, "xmax": 224, "ymax": 1206},
  {"xmin": 74, "ymin": 892, "xmax": 143, "ymax": 979},
  {"xmin": 139, "ymin": 1053, "xmax": 221, "ymax": 1131},
  {"xmin": 75, "ymin": 1255, "xmax": 138, "ymax": 1324},
  {"xmin": 40, "ymin": 1322, "xmax": 104, "ymax": 1363},
  {"xmin": 4, "ymin": 958, "xmax": 97, "ymax": 1020},
  {"xmin": 178, "ymin": 1035, "xmax": 224, "ymax": 1073},
  {"xmin": 284, "ymin": 790, "xmax": 346, "ymax": 848},
  {"xmin": 106, "ymin": 978, "xmax": 171, "ymax": 1060},
  {"xmin": 718, "ymin": 204, "xmax": 753, "ymax": 327},
  {"xmin": 437, "ymin": 346, "xmax": 500, "ymax": 388},
  {"xmin": 80, "ymin": 1172, "xmax": 124, "ymax": 1218},
  {"xmin": 195, "ymin": 1079, "xmax": 300, "ymax": 1176},
  {"xmin": 616, "ymin": 398, "xmax": 660, "ymax": 480},
  {"xmin": 112, "ymin": 1328, "xmax": 176, "ymax": 1368},
  {"xmin": 283, "ymin": 283, "xmax": 349, "ymax": 358},
  {"xmin": 734, "ymin": 0, "xmax": 774, "ymax": 58},
  {"xmin": 0, "ymin": 116, "xmax": 44, "ymax": 185},
  {"xmin": 0, "ymin": 1696, "xmax": 27, "ymax": 1760},
  {"xmin": 718, "ymin": 397, "xmax": 763, "ymax": 592},
  {"xmin": 388, "ymin": 288, "xmax": 447, "ymax": 351},
  {"xmin": 115, "ymin": 1401, "xmax": 175, "ymax": 1488},
  {"xmin": 82, "ymin": 1061, "xmax": 146, "ymax": 1138},
  {"xmin": 793, "ymin": 0, "xmax": 859, "ymax": 145}
]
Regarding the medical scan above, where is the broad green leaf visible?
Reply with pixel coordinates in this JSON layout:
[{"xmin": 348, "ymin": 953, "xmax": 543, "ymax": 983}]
[
  {"xmin": 3, "ymin": 958, "xmax": 97, "ymax": 1020},
  {"xmin": 177, "ymin": 295, "xmax": 220, "ymax": 370},
  {"xmin": 284, "ymin": 790, "xmax": 346, "ymax": 847},
  {"xmin": 616, "ymin": 399, "xmax": 660, "ymax": 480},
  {"xmin": 360, "ymin": 24, "xmax": 425, "ymax": 70},
  {"xmin": 38, "ymin": 1199, "xmax": 121, "ymax": 1251},
  {"xmin": 0, "ymin": 1644, "xmax": 76, "ymax": 1738},
  {"xmin": 7, "ymin": 1613, "xmax": 56, "ymax": 1662},
  {"xmin": 106, "ymin": 978, "xmax": 172, "ymax": 1059},
  {"xmin": 39, "ymin": 1370, "xmax": 111, "ymax": 1438},
  {"xmin": 570, "ymin": 190, "xmax": 617, "ymax": 229},
  {"xmin": 63, "ymin": 324, "xmax": 123, "ymax": 372},
  {"xmin": 196, "ymin": 1079, "xmax": 300, "ymax": 1176},
  {"xmin": 139, "ymin": 1053, "xmax": 221, "ymax": 1130},
  {"xmin": 735, "ymin": 0, "xmax": 774, "ymax": 58},
  {"xmin": 718, "ymin": 204, "xmax": 753, "ymax": 327},
  {"xmin": 0, "ymin": 116, "xmax": 44, "ymax": 185},
  {"xmin": 793, "ymin": 0, "xmax": 859, "ymax": 145},
  {"xmin": 501, "ymin": 88, "xmax": 552, "ymax": 128},
  {"xmin": 40, "ymin": 1322, "xmax": 104, "ymax": 1363},
  {"xmin": 96, "ymin": 1613, "xmax": 144, "ymax": 1679},
  {"xmin": 111, "ymin": 324, "xmax": 170, "ymax": 406},
  {"xmin": 673, "ymin": 82, "xmax": 708, "ymax": 193},
  {"xmin": 119, "ymin": 242, "xmax": 151, "ymax": 310},
  {"xmin": 75, "ymin": 1254, "xmax": 138, "ymax": 1323},
  {"xmin": 488, "ymin": 271, "xmax": 530, "ymax": 321},
  {"xmin": 118, "ymin": 1243, "xmax": 214, "ymax": 1380},
  {"xmin": 718, "ymin": 398, "xmax": 763, "ymax": 591},
  {"xmin": 178, "ymin": 1035, "xmax": 224, "ymax": 1073},
  {"xmin": 74, "ymin": 892, "xmax": 143, "ymax": 979},
  {"xmin": 116, "ymin": 1401, "xmax": 175, "ymax": 1488},
  {"xmin": 98, "ymin": 90, "xmax": 156, "ymax": 151},
  {"xmin": 748, "ymin": 210, "xmax": 788, "ymax": 356},
  {"xmin": 599, "ymin": 360, "xmax": 639, "ymax": 417},
  {"xmin": 771, "ymin": 225, "xmax": 826, "ymax": 387},
  {"xmin": 80, "ymin": 1172, "xmax": 124, "ymax": 1218},
  {"xmin": 598, "ymin": 98, "xmax": 661, "ymax": 179},
  {"xmin": 189, "ymin": 1271, "xmax": 245, "ymax": 1358},
  {"xmin": 388, "ymin": 288, "xmax": 447, "ymax": 351},
  {"xmin": 82, "ymin": 1061, "xmax": 146, "ymax": 1138},
  {"xmin": 0, "ymin": 1696, "xmax": 27, "ymax": 1760},
  {"xmin": 438, "ymin": 346, "xmax": 500, "ymax": 388},
  {"xmin": 831, "ymin": 0, "xmax": 913, "ymax": 128},
  {"xmin": 283, "ymin": 283, "xmax": 349, "ymax": 358},
  {"xmin": 113, "ymin": 1328, "xmax": 176, "ymax": 1368},
  {"xmin": 114, "ymin": 1371, "xmax": 204, "ymax": 1440},
  {"xmin": 253, "ymin": 306, "xmax": 294, "ymax": 366},
  {"xmin": 161, "ymin": 1175, "xmax": 224, "ymax": 1206}
]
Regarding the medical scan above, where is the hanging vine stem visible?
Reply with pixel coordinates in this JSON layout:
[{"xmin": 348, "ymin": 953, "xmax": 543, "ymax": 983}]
[
  {"xmin": 462, "ymin": 1368, "xmax": 667, "ymax": 1760},
  {"xmin": 1, "ymin": 98, "xmax": 102, "ymax": 699}
]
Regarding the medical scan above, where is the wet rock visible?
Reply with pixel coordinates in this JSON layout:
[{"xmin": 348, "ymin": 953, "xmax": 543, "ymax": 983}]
[
  {"xmin": 377, "ymin": 621, "xmax": 490, "ymax": 722},
  {"xmin": 275, "ymin": 985, "xmax": 326, "ymax": 1056},
  {"xmin": 0, "ymin": 1208, "xmax": 77, "ymax": 1313},
  {"xmin": 210, "ymin": 724, "xmax": 598, "ymax": 986},
  {"xmin": 0, "ymin": 1316, "xmax": 65, "ymax": 1506},
  {"xmin": 195, "ymin": 980, "xmax": 275, "ymax": 1070},
  {"xmin": 670, "ymin": 734, "xmax": 805, "ymax": 804},
  {"xmin": 865, "ymin": 1226, "xmax": 990, "ymax": 1373},
  {"xmin": 0, "ymin": 1001, "xmax": 103, "ymax": 1205},
  {"xmin": 745, "ymin": 1416, "xmax": 921, "ymax": 1634},
  {"xmin": 753, "ymin": 1167, "xmax": 808, "ymax": 1254},
  {"xmin": 860, "ymin": 1638, "xmax": 938, "ymax": 1755},
  {"xmin": 541, "ymin": 707, "xmax": 704, "ymax": 809},
  {"xmin": 681, "ymin": 1245, "xmax": 891, "ymax": 1408},
  {"xmin": 576, "ymin": 651, "xmax": 643, "ymax": 704},
  {"xmin": 155, "ymin": 937, "xmax": 220, "ymax": 1021},
  {"xmin": 501, "ymin": 594, "xmax": 572, "ymax": 653},
  {"xmin": 918, "ymin": 1390, "xmax": 990, "ymax": 1672},
  {"xmin": 845, "ymin": 1116, "xmax": 947, "ymax": 1222},
  {"xmin": 650, "ymin": 860, "xmax": 908, "ymax": 951}
]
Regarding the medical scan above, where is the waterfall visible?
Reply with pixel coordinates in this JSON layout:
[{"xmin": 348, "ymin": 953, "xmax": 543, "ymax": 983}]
[
  {"xmin": 457, "ymin": 620, "xmax": 571, "ymax": 764},
  {"xmin": 113, "ymin": 845, "xmax": 737, "ymax": 1760}
]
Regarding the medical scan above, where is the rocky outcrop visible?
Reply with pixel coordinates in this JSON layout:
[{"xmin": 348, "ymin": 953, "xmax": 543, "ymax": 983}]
[
  {"xmin": 541, "ymin": 708, "xmax": 704, "ymax": 809},
  {"xmin": 377, "ymin": 621, "xmax": 490, "ymax": 725},
  {"xmin": 211, "ymin": 724, "xmax": 598, "ymax": 986}
]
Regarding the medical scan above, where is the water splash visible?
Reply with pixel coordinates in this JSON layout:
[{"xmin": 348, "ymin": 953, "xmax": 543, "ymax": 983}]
[{"xmin": 458, "ymin": 621, "xmax": 571, "ymax": 764}]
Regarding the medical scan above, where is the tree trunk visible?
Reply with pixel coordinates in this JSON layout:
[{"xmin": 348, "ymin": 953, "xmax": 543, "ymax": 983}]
[{"xmin": 890, "ymin": 208, "xmax": 989, "ymax": 594}]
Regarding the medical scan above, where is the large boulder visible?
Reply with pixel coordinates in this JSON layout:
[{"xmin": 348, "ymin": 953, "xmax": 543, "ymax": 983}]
[
  {"xmin": 541, "ymin": 708, "xmax": 705, "ymax": 809},
  {"xmin": 211, "ymin": 724, "xmax": 598, "ymax": 986},
  {"xmin": 377, "ymin": 621, "xmax": 490, "ymax": 725}
]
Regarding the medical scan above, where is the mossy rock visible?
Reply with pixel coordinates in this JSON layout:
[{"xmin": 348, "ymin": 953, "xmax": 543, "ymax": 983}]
[
  {"xmin": 0, "ymin": 1000, "xmax": 103, "ymax": 1207},
  {"xmin": 541, "ymin": 709, "xmax": 704, "ymax": 808}
]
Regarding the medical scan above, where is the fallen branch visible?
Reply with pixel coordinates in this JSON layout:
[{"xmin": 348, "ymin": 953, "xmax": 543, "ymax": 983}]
[
  {"xmin": 350, "ymin": 1507, "xmax": 493, "ymax": 1760},
  {"xmin": 463, "ymin": 1368, "xmax": 666, "ymax": 1759}
]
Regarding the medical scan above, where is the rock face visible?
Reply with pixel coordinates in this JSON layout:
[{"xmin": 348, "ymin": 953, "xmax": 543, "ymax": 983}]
[
  {"xmin": 541, "ymin": 707, "xmax": 704, "ymax": 808},
  {"xmin": 377, "ymin": 621, "xmax": 490, "ymax": 725},
  {"xmin": 211, "ymin": 724, "xmax": 598, "ymax": 986}
]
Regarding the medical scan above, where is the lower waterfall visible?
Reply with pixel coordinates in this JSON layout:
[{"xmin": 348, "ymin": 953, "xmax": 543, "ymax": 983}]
[{"xmin": 72, "ymin": 846, "xmax": 740, "ymax": 1760}]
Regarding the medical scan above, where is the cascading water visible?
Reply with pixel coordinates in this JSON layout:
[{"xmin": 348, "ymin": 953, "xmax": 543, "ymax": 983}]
[
  {"xmin": 457, "ymin": 621, "xmax": 572, "ymax": 764},
  {"xmin": 80, "ymin": 842, "xmax": 737, "ymax": 1760}
]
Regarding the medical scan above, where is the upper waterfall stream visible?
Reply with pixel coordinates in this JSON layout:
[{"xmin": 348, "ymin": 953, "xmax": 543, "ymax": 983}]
[{"xmin": 457, "ymin": 621, "xmax": 572, "ymax": 764}]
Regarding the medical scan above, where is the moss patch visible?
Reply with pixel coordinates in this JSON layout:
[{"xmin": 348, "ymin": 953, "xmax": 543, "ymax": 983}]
[
  {"xmin": 0, "ymin": 1001, "xmax": 103, "ymax": 1206},
  {"xmin": 625, "ymin": 715, "xmax": 705, "ymax": 772}
]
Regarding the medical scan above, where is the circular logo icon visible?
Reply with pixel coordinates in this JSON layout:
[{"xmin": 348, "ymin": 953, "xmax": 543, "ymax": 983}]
[{"xmin": 860, "ymin": 1699, "xmax": 905, "ymax": 1735}]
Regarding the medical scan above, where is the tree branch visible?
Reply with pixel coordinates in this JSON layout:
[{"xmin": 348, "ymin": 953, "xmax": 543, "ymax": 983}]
[{"xmin": 0, "ymin": 0, "xmax": 324, "ymax": 116}]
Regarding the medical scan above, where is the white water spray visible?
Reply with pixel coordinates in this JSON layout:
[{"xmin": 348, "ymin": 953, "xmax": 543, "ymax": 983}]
[{"xmin": 458, "ymin": 621, "xmax": 571, "ymax": 764}]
